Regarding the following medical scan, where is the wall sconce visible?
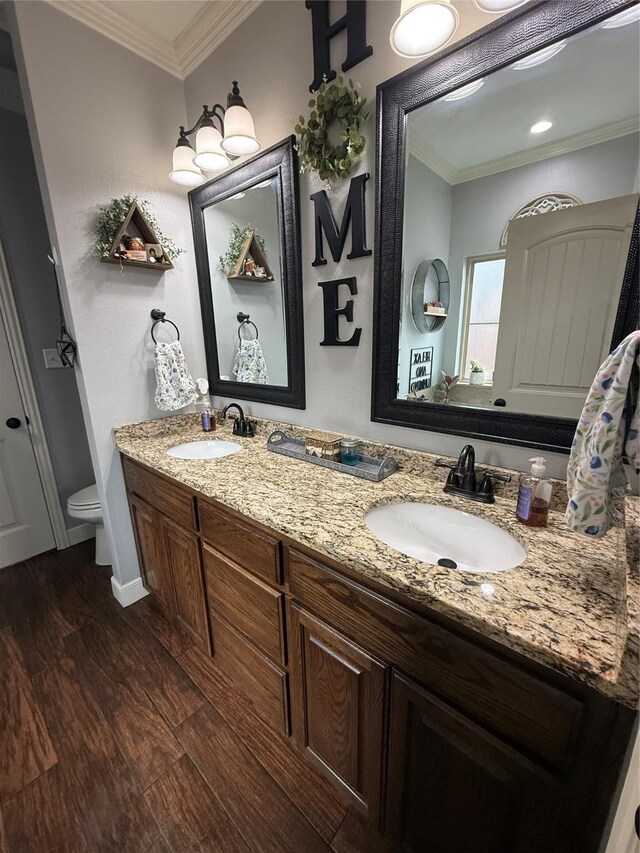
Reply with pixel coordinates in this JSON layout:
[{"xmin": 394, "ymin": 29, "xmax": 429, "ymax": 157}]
[
  {"xmin": 169, "ymin": 81, "xmax": 260, "ymax": 187},
  {"xmin": 390, "ymin": 0, "xmax": 459, "ymax": 58}
]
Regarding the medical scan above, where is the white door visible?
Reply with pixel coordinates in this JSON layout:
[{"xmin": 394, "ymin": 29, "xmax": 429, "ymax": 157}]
[
  {"xmin": 492, "ymin": 194, "xmax": 638, "ymax": 418},
  {"xmin": 0, "ymin": 307, "xmax": 55, "ymax": 567}
]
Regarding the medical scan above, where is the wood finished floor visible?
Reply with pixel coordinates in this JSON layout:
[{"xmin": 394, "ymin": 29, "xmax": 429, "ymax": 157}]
[{"xmin": 0, "ymin": 542, "xmax": 385, "ymax": 853}]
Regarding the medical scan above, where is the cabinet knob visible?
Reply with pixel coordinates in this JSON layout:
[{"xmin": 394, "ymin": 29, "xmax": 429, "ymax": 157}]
[{"xmin": 5, "ymin": 417, "xmax": 21, "ymax": 429}]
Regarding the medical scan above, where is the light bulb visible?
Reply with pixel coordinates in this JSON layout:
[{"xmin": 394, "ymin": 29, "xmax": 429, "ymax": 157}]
[
  {"xmin": 444, "ymin": 78, "xmax": 485, "ymax": 101},
  {"xmin": 473, "ymin": 0, "xmax": 528, "ymax": 12},
  {"xmin": 169, "ymin": 139, "xmax": 205, "ymax": 187},
  {"xmin": 194, "ymin": 122, "xmax": 230, "ymax": 171},
  {"xmin": 511, "ymin": 40, "xmax": 566, "ymax": 70},
  {"xmin": 530, "ymin": 120, "xmax": 553, "ymax": 134},
  {"xmin": 390, "ymin": 0, "xmax": 459, "ymax": 58}
]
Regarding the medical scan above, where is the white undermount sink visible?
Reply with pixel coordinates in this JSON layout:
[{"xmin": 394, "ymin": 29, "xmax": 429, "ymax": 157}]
[
  {"xmin": 165, "ymin": 440, "xmax": 242, "ymax": 460},
  {"xmin": 365, "ymin": 502, "xmax": 526, "ymax": 573}
]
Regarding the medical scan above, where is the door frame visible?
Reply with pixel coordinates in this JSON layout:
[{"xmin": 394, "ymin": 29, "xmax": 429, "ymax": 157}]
[{"xmin": 0, "ymin": 235, "xmax": 69, "ymax": 550}]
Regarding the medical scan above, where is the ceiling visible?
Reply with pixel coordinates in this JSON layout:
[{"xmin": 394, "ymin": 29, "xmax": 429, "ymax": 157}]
[
  {"xmin": 408, "ymin": 17, "xmax": 640, "ymax": 184},
  {"xmin": 46, "ymin": 0, "xmax": 262, "ymax": 79}
]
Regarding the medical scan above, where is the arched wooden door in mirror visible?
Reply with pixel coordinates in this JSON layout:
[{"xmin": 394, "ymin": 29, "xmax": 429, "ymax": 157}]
[
  {"xmin": 190, "ymin": 136, "xmax": 305, "ymax": 409},
  {"xmin": 373, "ymin": 0, "xmax": 639, "ymax": 452}
]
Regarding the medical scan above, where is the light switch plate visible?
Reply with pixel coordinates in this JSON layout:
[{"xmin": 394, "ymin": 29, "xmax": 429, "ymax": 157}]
[{"xmin": 42, "ymin": 348, "xmax": 67, "ymax": 369}]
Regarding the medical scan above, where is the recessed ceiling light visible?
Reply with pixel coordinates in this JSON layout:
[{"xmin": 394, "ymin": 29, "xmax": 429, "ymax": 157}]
[
  {"xmin": 390, "ymin": 0, "xmax": 459, "ymax": 58},
  {"xmin": 530, "ymin": 120, "xmax": 553, "ymax": 134},
  {"xmin": 444, "ymin": 78, "xmax": 485, "ymax": 101},
  {"xmin": 473, "ymin": 0, "xmax": 528, "ymax": 12},
  {"xmin": 255, "ymin": 179, "xmax": 272, "ymax": 188},
  {"xmin": 229, "ymin": 192, "xmax": 246, "ymax": 200},
  {"xmin": 512, "ymin": 40, "xmax": 567, "ymax": 70},
  {"xmin": 602, "ymin": 6, "xmax": 640, "ymax": 28}
]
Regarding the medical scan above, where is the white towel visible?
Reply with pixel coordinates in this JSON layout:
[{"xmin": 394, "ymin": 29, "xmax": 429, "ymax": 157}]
[
  {"xmin": 566, "ymin": 330, "xmax": 640, "ymax": 537},
  {"xmin": 233, "ymin": 339, "xmax": 269, "ymax": 384},
  {"xmin": 154, "ymin": 341, "xmax": 198, "ymax": 411}
]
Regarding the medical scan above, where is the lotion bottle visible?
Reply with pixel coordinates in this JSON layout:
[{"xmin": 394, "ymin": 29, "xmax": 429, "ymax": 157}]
[
  {"xmin": 516, "ymin": 457, "xmax": 552, "ymax": 527},
  {"xmin": 196, "ymin": 378, "xmax": 215, "ymax": 432}
]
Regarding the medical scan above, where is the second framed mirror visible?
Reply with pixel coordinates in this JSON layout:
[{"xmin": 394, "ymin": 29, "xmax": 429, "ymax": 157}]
[{"xmin": 191, "ymin": 136, "xmax": 305, "ymax": 409}]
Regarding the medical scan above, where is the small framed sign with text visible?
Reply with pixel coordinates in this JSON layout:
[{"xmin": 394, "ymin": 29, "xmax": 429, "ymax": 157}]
[{"xmin": 408, "ymin": 347, "xmax": 433, "ymax": 394}]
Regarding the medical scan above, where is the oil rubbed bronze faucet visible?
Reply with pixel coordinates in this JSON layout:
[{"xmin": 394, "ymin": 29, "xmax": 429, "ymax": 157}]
[
  {"xmin": 221, "ymin": 403, "xmax": 255, "ymax": 438},
  {"xmin": 435, "ymin": 444, "xmax": 510, "ymax": 504}
]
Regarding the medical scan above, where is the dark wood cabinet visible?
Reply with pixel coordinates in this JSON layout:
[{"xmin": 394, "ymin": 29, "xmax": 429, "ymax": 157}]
[
  {"xmin": 386, "ymin": 672, "xmax": 561, "ymax": 853},
  {"xmin": 129, "ymin": 494, "xmax": 175, "ymax": 614},
  {"xmin": 288, "ymin": 603, "xmax": 387, "ymax": 822},
  {"xmin": 121, "ymin": 455, "xmax": 635, "ymax": 853},
  {"xmin": 125, "ymin": 462, "xmax": 210, "ymax": 653},
  {"xmin": 164, "ymin": 518, "xmax": 210, "ymax": 653}
]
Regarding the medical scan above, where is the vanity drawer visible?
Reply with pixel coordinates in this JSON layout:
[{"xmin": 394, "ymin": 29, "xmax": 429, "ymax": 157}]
[
  {"xmin": 211, "ymin": 613, "xmax": 289, "ymax": 735},
  {"xmin": 286, "ymin": 547, "xmax": 583, "ymax": 770},
  {"xmin": 204, "ymin": 544, "xmax": 285, "ymax": 665},
  {"xmin": 122, "ymin": 457, "xmax": 196, "ymax": 531},
  {"xmin": 198, "ymin": 500, "xmax": 281, "ymax": 586}
]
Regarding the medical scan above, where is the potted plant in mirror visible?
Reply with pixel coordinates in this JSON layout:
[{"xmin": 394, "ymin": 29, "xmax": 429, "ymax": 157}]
[
  {"xmin": 424, "ymin": 300, "xmax": 445, "ymax": 316},
  {"xmin": 469, "ymin": 360, "xmax": 485, "ymax": 386}
]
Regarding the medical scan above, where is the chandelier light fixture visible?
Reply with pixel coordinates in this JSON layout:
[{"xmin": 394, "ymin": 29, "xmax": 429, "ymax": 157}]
[
  {"xmin": 390, "ymin": 0, "xmax": 459, "ymax": 58},
  {"xmin": 169, "ymin": 81, "xmax": 260, "ymax": 187}
]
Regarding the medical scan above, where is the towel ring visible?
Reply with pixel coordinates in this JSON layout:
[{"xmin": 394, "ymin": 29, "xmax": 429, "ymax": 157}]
[
  {"xmin": 237, "ymin": 311, "xmax": 259, "ymax": 341},
  {"xmin": 150, "ymin": 308, "xmax": 180, "ymax": 344}
]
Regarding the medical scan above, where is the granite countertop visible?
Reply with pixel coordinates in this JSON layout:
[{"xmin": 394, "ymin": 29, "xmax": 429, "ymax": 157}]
[{"xmin": 113, "ymin": 413, "xmax": 639, "ymax": 709}]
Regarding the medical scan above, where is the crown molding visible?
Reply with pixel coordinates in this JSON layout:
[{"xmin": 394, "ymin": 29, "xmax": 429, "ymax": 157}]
[
  {"xmin": 176, "ymin": 1, "xmax": 262, "ymax": 79},
  {"xmin": 46, "ymin": 0, "xmax": 262, "ymax": 80},
  {"xmin": 48, "ymin": 1, "xmax": 182, "ymax": 77},
  {"xmin": 408, "ymin": 134, "xmax": 457, "ymax": 185},
  {"xmin": 409, "ymin": 116, "xmax": 639, "ymax": 186}
]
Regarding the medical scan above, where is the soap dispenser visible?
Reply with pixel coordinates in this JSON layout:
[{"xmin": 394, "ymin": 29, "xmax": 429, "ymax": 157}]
[
  {"xmin": 196, "ymin": 378, "xmax": 215, "ymax": 432},
  {"xmin": 516, "ymin": 457, "xmax": 552, "ymax": 527}
]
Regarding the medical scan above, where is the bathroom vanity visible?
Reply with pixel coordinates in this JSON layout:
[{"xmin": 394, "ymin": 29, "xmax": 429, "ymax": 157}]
[{"xmin": 115, "ymin": 415, "xmax": 638, "ymax": 853}]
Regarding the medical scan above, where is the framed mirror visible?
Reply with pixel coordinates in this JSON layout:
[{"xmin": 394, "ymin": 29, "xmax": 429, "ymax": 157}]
[
  {"xmin": 373, "ymin": 0, "xmax": 639, "ymax": 452},
  {"xmin": 191, "ymin": 136, "xmax": 305, "ymax": 409}
]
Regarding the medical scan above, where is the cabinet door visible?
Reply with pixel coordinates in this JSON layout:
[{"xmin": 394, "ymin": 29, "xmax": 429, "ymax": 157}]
[
  {"xmin": 288, "ymin": 604, "xmax": 387, "ymax": 823},
  {"xmin": 129, "ymin": 495, "xmax": 175, "ymax": 613},
  {"xmin": 386, "ymin": 672, "xmax": 561, "ymax": 853},
  {"xmin": 163, "ymin": 518, "xmax": 211, "ymax": 653}
]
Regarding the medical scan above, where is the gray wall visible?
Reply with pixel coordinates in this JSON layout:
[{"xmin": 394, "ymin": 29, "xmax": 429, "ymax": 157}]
[
  {"xmin": 399, "ymin": 154, "xmax": 452, "ymax": 395},
  {"xmin": 11, "ymin": 1, "xmax": 206, "ymax": 585},
  {"xmin": 0, "ymin": 104, "xmax": 94, "ymax": 523}
]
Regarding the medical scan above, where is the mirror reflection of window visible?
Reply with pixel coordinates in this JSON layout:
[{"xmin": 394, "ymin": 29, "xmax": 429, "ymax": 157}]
[
  {"xmin": 398, "ymin": 15, "xmax": 639, "ymax": 416},
  {"xmin": 459, "ymin": 255, "xmax": 505, "ymax": 382}
]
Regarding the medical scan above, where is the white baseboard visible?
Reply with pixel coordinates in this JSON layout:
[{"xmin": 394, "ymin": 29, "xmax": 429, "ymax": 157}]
[
  {"xmin": 66, "ymin": 523, "xmax": 96, "ymax": 546},
  {"xmin": 110, "ymin": 575, "xmax": 149, "ymax": 607}
]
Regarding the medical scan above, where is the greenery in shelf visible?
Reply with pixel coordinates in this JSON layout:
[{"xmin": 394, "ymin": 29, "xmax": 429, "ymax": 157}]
[
  {"xmin": 470, "ymin": 360, "xmax": 484, "ymax": 374},
  {"xmin": 93, "ymin": 195, "xmax": 185, "ymax": 261},
  {"xmin": 219, "ymin": 223, "xmax": 267, "ymax": 271}
]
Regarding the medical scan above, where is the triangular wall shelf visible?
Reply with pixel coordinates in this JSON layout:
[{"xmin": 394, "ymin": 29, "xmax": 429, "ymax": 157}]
[
  {"xmin": 227, "ymin": 230, "xmax": 274, "ymax": 282},
  {"xmin": 100, "ymin": 201, "xmax": 174, "ymax": 270}
]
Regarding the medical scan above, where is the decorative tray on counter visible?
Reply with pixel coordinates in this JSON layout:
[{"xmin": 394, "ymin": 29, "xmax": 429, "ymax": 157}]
[{"xmin": 266, "ymin": 430, "xmax": 397, "ymax": 482}]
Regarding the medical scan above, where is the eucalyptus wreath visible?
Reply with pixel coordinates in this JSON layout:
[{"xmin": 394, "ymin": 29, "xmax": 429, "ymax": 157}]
[
  {"xmin": 295, "ymin": 76, "xmax": 368, "ymax": 183},
  {"xmin": 219, "ymin": 223, "xmax": 267, "ymax": 271},
  {"xmin": 93, "ymin": 195, "xmax": 185, "ymax": 261}
]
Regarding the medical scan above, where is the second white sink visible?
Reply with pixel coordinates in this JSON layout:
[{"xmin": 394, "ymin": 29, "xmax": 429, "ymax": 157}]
[
  {"xmin": 166, "ymin": 440, "xmax": 242, "ymax": 460},
  {"xmin": 365, "ymin": 502, "xmax": 526, "ymax": 573}
]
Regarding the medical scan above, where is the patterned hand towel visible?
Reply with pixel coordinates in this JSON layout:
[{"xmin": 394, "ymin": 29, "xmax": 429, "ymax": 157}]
[
  {"xmin": 154, "ymin": 341, "xmax": 198, "ymax": 411},
  {"xmin": 233, "ymin": 339, "xmax": 269, "ymax": 385},
  {"xmin": 566, "ymin": 330, "xmax": 640, "ymax": 537}
]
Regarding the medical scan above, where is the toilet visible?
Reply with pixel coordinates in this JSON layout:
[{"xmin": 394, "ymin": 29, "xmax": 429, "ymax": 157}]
[{"xmin": 67, "ymin": 484, "xmax": 110, "ymax": 566}]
